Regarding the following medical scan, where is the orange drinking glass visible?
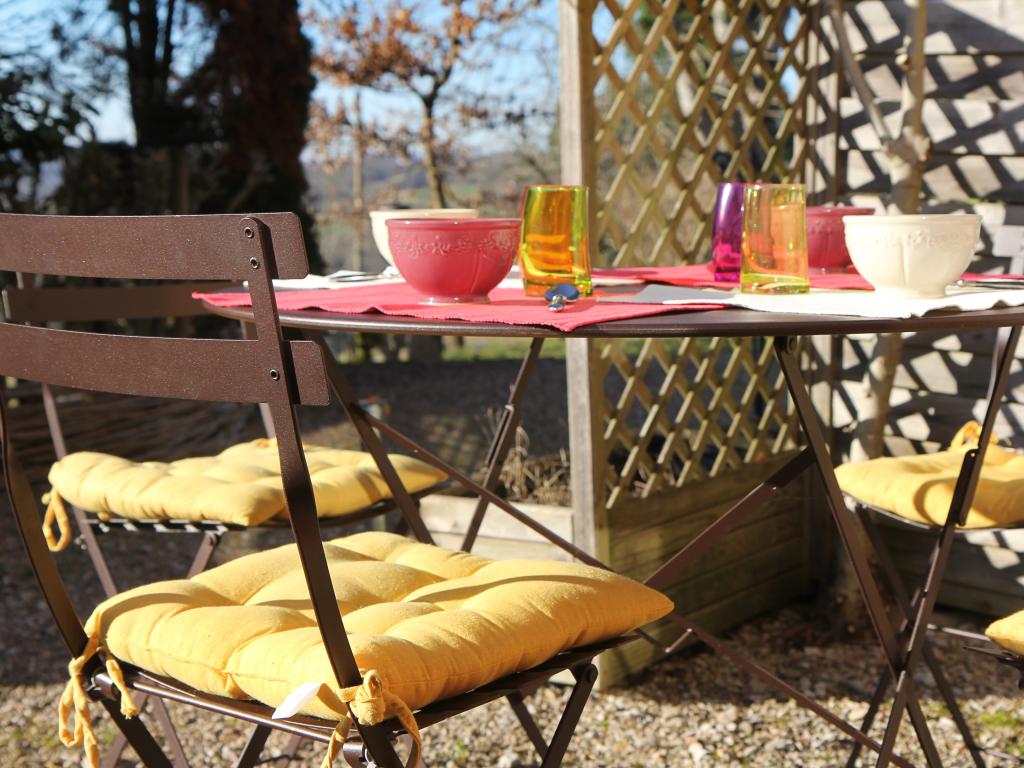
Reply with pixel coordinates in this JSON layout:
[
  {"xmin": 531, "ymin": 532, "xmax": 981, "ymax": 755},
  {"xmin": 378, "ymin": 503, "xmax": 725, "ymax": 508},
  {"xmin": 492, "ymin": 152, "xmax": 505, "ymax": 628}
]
[
  {"xmin": 740, "ymin": 183, "xmax": 809, "ymax": 294},
  {"xmin": 518, "ymin": 185, "xmax": 592, "ymax": 297}
]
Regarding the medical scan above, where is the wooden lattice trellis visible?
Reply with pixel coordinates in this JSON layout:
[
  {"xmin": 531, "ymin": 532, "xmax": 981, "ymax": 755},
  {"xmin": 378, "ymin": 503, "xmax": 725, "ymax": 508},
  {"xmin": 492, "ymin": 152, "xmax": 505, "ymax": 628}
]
[
  {"xmin": 592, "ymin": 0, "xmax": 816, "ymax": 269},
  {"xmin": 598, "ymin": 336, "xmax": 798, "ymax": 507},
  {"xmin": 563, "ymin": 0, "xmax": 832, "ymax": 515}
]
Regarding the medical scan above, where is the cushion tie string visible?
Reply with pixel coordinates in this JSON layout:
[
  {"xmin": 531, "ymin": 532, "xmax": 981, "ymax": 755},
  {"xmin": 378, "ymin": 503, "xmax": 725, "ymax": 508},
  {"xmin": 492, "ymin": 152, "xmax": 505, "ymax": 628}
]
[
  {"xmin": 41, "ymin": 490, "xmax": 71, "ymax": 552},
  {"xmin": 949, "ymin": 420, "xmax": 999, "ymax": 450},
  {"xmin": 318, "ymin": 670, "xmax": 422, "ymax": 768},
  {"xmin": 58, "ymin": 627, "xmax": 139, "ymax": 768}
]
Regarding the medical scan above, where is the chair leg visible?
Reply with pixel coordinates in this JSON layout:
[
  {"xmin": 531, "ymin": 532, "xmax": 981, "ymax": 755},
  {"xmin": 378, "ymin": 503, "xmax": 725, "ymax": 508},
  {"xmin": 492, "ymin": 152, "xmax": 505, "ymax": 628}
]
[
  {"xmin": 358, "ymin": 723, "xmax": 407, "ymax": 768},
  {"xmin": 186, "ymin": 531, "xmax": 222, "ymax": 577},
  {"xmin": 539, "ymin": 663, "xmax": 598, "ymax": 768},
  {"xmin": 100, "ymin": 698, "xmax": 175, "ymax": 768},
  {"xmin": 845, "ymin": 665, "xmax": 892, "ymax": 768},
  {"xmin": 267, "ymin": 732, "xmax": 306, "ymax": 767},
  {"xmin": 872, "ymin": 321, "xmax": 1022, "ymax": 767},
  {"xmin": 235, "ymin": 725, "xmax": 272, "ymax": 768},
  {"xmin": 507, "ymin": 691, "xmax": 549, "ymax": 760},
  {"xmin": 103, "ymin": 695, "xmax": 190, "ymax": 768},
  {"xmin": 857, "ymin": 509, "xmax": 987, "ymax": 768}
]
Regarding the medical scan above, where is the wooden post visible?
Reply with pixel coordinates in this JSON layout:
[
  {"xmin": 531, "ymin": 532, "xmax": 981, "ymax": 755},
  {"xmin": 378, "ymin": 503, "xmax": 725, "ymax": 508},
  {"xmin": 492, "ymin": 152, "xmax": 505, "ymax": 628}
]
[{"xmin": 560, "ymin": 0, "xmax": 604, "ymax": 559}]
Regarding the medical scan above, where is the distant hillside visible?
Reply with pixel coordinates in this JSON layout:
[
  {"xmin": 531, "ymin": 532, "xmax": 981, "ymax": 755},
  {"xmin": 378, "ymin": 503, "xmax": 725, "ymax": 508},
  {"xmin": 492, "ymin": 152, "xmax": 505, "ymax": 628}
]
[{"xmin": 305, "ymin": 148, "xmax": 558, "ymax": 217}]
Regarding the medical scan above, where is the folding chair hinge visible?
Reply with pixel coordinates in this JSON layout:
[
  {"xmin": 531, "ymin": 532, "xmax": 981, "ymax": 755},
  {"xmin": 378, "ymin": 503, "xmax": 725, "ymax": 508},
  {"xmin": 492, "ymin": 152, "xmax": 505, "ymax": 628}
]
[{"xmin": 343, "ymin": 734, "xmax": 412, "ymax": 767}]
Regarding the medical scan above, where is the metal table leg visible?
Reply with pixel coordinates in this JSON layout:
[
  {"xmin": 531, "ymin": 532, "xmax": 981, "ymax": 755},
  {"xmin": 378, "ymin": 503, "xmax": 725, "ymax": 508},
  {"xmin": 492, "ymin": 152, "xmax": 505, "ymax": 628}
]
[
  {"xmin": 632, "ymin": 336, "xmax": 947, "ymax": 767},
  {"xmin": 462, "ymin": 337, "xmax": 545, "ymax": 551},
  {"xmin": 776, "ymin": 336, "xmax": 943, "ymax": 768},
  {"xmin": 306, "ymin": 333, "xmax": 547, "ymax": 553},
  {"xmin": 849, "ymin": 507, "xmax": 986, "ymax": 768},
  {"xmin": 306, "ymin": 333, "xmax": 435, "ymax": 543}
]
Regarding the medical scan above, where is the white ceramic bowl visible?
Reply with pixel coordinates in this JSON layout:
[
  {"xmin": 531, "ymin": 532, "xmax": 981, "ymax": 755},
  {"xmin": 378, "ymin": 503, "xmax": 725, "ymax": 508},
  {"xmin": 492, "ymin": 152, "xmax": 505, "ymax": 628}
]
[
  {"xmin": 843, "ymin": 213, "xmax": 982, "ymax": 298},
  {"xmin": 369, "ymin": 208, "xmax": 478, "ymax": 266}
]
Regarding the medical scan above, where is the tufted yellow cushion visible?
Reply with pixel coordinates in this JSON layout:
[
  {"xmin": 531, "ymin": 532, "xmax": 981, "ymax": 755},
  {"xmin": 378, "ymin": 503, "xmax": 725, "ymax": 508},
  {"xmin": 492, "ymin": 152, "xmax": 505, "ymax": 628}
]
[
  {"xmin": 85, "ymin": 531, "xmax": 673, "ymax": 720},
  {"xmin": 835, "ymin": 424, "xmax": 1024, "ymax": 529},
  {"xmin": 987, "ymin": 611, "xmax": 1024, "ymax": 655},
  {"xmin": 47, "ymin": 439, "xmax": 447, "ymax": 527}
]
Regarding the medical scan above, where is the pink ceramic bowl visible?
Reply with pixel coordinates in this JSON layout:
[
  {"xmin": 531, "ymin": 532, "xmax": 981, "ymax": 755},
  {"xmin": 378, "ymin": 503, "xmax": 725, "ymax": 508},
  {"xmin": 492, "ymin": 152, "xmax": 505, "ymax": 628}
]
[
  {"xmin": 807, "ymin": 206, "xmax": 874, "ymax": 273},
  {"xmin": 386, "ymin": 217, "xmax": 520, "ymax": 304}
]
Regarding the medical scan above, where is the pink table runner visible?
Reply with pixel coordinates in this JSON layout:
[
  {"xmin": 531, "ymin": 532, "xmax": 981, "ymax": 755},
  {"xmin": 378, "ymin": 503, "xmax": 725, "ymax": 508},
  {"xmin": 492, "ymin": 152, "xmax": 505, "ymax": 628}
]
[{"xmin": 197, "ymin": 282, "xmax": 724, "ymax": 332}]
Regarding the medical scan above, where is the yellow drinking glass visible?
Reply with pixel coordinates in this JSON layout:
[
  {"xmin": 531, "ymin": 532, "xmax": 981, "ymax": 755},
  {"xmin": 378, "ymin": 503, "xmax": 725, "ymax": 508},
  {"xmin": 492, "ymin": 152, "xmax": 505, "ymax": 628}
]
[
  {"xmin": 740, "ymin": 183, "xmax": 809, "ymax": 294},
  {"xmin": 519, "ymin": 185, "xmax": 592, "ymax": 297}
]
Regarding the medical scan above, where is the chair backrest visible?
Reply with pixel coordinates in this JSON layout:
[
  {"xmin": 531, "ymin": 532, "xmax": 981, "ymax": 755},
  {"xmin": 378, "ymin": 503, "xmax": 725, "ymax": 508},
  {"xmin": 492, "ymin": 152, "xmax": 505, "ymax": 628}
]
[{"xmin": 0, "ymin": 213, "xmax": 364, "ymax": 691}]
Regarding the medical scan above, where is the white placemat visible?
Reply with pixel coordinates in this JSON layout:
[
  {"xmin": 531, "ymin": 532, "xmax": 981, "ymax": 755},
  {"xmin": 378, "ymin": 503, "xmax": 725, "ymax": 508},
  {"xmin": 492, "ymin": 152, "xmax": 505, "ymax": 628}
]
[{"xmin": 600, "ymin": 285, "xmax": 1024, "ymax": 318}]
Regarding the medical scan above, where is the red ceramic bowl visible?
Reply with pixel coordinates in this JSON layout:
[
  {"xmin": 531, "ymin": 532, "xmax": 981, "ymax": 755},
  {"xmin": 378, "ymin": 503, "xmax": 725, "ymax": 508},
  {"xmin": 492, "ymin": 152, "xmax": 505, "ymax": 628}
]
[
  {"xmin": 386, "ymin": 217, "xmax": 520, "ymax": 304},
  {"xmin": 807, "ymin": 206, "xmax": 874, "ymax": 273}
]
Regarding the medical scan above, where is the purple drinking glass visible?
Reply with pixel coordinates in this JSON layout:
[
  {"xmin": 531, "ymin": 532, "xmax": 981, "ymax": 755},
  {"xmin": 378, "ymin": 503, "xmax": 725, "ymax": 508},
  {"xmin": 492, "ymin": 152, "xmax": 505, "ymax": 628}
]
[{"xmin": 712, "ymin": 182, "xmax": 747, "ymax": 283}]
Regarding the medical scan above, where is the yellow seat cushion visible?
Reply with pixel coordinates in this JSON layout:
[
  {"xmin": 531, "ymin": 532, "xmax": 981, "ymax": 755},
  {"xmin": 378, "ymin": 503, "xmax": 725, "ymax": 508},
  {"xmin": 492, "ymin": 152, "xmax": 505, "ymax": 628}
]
[
  {"xmin": 835, "ymin": 426, "xmax": 1024, "ymax": 530},
  {"xmin": 47, "ymin": 439, "xmax": 447, "ymax": 527},
  {"xmin": 986, "ymin": 611, "xmax": 1024, "ymax": 655},
  {"xmin": 86, "ymin": 531, "xmax": 673, "ymax": 720}
]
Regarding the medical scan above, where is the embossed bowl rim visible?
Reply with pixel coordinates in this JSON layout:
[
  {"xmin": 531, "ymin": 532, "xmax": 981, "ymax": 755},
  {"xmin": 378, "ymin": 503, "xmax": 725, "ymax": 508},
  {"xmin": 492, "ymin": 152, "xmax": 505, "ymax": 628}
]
[
  {"xmin": 841, "ymin": 213, "xmax": 981, "ymax": 226},
  {"xmin": 385, "ymin": 217, "xmax": 521, "ymax": 230}
]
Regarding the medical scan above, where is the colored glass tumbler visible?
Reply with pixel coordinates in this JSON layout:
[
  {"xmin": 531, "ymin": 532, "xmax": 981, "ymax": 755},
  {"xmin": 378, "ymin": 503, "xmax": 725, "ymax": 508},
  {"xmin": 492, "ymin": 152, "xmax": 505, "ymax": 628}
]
[
  {"xmin": 740, "ymin": 183, "xmax": 809, "ymax": 294},
  {"xmin": 806, "ymin": 206, "xmax": 874, "ymax": 273},
  {"xmin": 519, "ymin": 185, "xmax": 592, "ymax": 297},
  {"xmin": 711, "ymin": 182, "xmax": 747, "ymax": 283}
]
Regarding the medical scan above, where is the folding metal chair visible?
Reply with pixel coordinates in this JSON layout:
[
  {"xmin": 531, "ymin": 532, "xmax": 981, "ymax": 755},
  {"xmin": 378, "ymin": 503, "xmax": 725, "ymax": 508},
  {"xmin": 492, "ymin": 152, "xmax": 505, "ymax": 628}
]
[
  {"xmin": 837, "ymin": 226, "xmax": 1024, "ymax": 767},
  {"xmin": 3, "ymin": 276, "xmax": 448, "ymax": 767},
  {"xmin": 0, "ymin": 212, "xmax": 667, "ymax": 768}
]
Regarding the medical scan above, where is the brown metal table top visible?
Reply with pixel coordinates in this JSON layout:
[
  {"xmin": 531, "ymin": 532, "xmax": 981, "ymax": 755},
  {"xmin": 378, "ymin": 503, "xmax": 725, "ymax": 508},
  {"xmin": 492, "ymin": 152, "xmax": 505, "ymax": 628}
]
[{"xmin": 203, "ymin": 299, "xmax": 1024, "ymax": 338}]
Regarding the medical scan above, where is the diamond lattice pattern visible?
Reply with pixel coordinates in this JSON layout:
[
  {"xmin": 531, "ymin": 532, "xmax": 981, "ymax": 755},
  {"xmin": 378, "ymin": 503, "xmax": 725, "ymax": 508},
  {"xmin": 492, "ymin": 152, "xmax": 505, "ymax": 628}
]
[{"xmin": 586, "ymin": 0, "xmax": 818, "ymax": 505}]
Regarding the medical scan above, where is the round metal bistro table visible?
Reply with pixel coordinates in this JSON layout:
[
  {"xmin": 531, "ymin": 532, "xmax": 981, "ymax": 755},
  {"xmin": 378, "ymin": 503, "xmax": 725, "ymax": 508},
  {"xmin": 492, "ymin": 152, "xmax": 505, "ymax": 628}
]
[{"xmin": 204, "ymin": 297, "xmax": 1024, "ymax": 768}]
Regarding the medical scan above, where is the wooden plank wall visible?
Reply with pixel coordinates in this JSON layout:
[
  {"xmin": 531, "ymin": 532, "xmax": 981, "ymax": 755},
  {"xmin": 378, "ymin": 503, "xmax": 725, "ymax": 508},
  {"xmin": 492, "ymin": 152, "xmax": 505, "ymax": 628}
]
[{"xmin": 830, "ymin": 0, "xmax": 1024, "ymax": 614}]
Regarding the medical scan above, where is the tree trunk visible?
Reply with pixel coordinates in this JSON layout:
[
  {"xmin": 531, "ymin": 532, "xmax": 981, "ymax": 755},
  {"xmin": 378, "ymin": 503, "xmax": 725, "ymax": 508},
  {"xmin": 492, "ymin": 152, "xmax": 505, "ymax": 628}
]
[
  {"xmin": 420, "ymin": 99, "xmax": 447, "ymax": 208},
  {"xmin": 352, "ymin": 90, "xmax": 366, "ymax": 272},
  {"xmin": 352, "ymin": 90, "xmax": 365, "ymax": 213}
]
